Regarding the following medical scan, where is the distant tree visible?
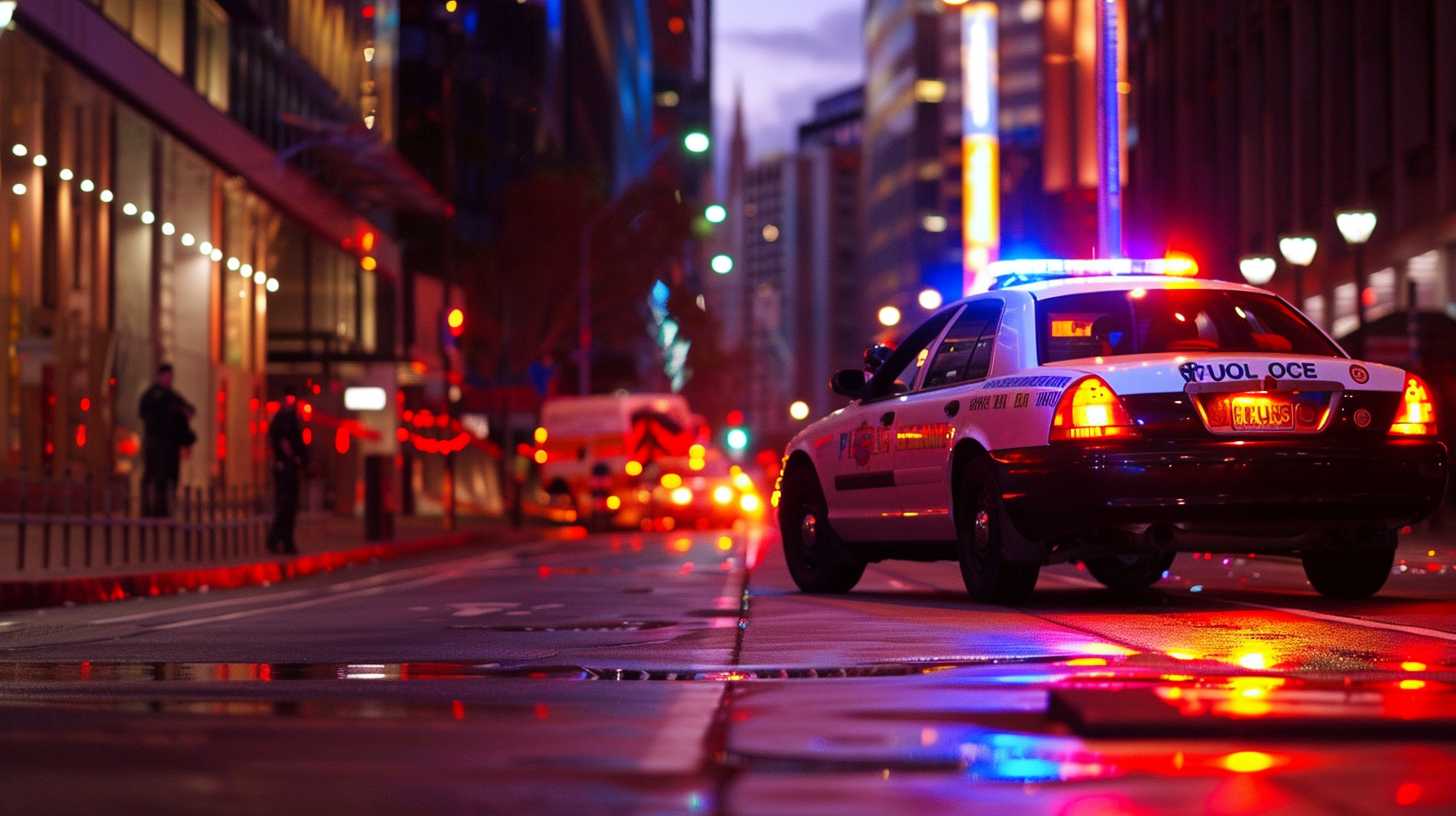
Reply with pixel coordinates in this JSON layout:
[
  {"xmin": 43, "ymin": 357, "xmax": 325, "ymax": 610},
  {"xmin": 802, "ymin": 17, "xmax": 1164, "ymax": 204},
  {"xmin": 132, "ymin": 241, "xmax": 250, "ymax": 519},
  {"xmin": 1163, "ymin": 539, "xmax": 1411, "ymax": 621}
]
[{"xmin": 460, "ymin": 165, "xmax": 691, "ymax": 391}]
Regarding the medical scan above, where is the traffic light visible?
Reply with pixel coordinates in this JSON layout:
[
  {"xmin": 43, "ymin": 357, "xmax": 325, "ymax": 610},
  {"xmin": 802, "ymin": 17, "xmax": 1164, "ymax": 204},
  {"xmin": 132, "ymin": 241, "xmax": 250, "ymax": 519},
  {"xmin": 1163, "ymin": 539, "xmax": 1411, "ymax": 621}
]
[
  {"xmin": 704, "ymin": 204, "xmax": 727, "ymax": 224},
  {"xmin": 710, "ymin": 254, "xmax": 734, "ymax": 275},
  {"xmin": 724, "ymin": 410, "xmax": 749, "ymax": 453},
  {"xmin": 447, "ymin": 307, "xmax": 465, "ymax": 337},
  {"xmin": 683, "ymin": 130, "xmax": 711, "ymax": 155}
]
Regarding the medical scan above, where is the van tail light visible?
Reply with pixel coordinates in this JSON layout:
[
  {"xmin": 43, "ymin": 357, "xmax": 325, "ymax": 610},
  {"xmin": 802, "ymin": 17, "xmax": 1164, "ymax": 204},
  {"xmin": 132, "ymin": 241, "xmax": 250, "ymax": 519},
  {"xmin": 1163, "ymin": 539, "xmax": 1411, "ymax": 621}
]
[
  {"xmin": 1050, "ymin": 376, "xmax": 1139, "ymax": 442},
  {"xmin": 1389, "ymin": 373, "xmax": 1438, "ymax": 437}
]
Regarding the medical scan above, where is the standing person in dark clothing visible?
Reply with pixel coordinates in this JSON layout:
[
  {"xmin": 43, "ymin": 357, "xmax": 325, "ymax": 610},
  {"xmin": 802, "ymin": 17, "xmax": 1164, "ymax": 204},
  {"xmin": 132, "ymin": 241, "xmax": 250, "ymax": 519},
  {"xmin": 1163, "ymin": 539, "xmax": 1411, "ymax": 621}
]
[
  {"xmin": 267, "ymin": 386, "xmax": 308, "ymax": 555},
  {"xmin": 138, "ymin": 363, "xmax": 195, "ymax": 517}
]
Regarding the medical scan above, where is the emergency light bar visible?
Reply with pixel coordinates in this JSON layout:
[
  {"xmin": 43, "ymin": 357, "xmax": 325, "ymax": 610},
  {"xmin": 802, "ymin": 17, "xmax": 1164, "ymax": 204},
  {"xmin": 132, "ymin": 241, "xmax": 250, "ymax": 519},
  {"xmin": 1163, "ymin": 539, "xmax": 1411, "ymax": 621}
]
[{"xmin": 988, "ymin": 256, "xmax": 1198, "ymax": 290}]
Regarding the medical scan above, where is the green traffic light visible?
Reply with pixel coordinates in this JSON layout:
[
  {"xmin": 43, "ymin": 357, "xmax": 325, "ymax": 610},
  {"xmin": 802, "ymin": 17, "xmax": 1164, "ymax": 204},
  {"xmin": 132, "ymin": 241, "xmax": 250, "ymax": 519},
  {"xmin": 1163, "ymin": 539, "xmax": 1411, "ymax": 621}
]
[
  {"xmin": 704, "ymin": 204, "xmax": 727, "ymax": 224},
  {"xmin": 710, "ymin": 254, "xmax": 734, "ymax": 275},
  {"xmin": 683, "ymin": 130, "xmax": 711, "ymax": 154},
  {"xmin": 725, "ymin": 427, "xmax": 749, "ymax": 451}
]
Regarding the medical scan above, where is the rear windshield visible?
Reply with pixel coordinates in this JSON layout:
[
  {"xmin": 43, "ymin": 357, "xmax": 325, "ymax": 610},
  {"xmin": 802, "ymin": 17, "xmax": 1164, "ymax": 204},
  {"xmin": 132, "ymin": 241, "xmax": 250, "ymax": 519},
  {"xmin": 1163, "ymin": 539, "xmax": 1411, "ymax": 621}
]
[{"xmin": 1036, "ymin": 288, "xmax": 1343, "ymax": 364}]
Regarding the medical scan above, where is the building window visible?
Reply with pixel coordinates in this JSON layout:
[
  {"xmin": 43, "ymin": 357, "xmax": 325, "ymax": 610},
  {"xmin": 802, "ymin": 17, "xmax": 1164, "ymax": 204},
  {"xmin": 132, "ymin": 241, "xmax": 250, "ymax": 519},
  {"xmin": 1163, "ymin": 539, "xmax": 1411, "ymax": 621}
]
[{"xmin": 196, "ymin": 0, "xmax": 230, "ymax": 111}]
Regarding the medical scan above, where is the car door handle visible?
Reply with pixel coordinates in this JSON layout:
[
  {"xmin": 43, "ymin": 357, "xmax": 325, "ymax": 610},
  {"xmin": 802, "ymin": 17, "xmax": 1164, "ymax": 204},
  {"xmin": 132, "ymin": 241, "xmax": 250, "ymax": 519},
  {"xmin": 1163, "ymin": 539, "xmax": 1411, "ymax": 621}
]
[
  {"xmin": 944, "ymin": 401, "xmax": 959, "ymax": 418},
  {"xmin": 880, "ymin": 411, "xmax": 895, "ymax": 427}
]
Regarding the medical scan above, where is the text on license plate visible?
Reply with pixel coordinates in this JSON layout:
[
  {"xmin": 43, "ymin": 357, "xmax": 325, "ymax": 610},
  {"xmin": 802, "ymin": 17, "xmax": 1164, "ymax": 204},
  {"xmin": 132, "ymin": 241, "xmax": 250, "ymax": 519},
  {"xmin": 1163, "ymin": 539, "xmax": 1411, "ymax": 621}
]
[{"xmin": 1230, "ymin": 397, "xmax": 1294, "ymax": 431}]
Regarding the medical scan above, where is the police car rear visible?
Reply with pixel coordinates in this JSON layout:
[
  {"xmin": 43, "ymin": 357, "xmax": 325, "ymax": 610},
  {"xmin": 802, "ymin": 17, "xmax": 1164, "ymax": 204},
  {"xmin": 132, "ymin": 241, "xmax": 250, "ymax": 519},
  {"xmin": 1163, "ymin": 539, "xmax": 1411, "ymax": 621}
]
[{"xmin": 998, "ymin": 262, "xmax": 1447, "ymax": 599}]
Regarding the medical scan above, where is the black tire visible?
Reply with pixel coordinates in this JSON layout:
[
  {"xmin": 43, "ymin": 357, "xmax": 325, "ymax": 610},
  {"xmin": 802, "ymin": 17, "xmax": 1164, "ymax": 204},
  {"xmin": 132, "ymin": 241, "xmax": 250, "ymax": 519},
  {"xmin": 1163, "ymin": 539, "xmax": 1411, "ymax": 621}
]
[
  {"xmin": 1085, "ymin": 549, "xmax": 1175, "ymax": 593},
  {"xmin": 955, "ymin": 457, "xmax": 1040, "ymax": 605},
  {"xmin": 1302, "ymin": 529, "xmax": 1397, "ymax": 600},
  {"xmin": 778, "ymin": 464, "xmax": 865, "ymax": 594}
]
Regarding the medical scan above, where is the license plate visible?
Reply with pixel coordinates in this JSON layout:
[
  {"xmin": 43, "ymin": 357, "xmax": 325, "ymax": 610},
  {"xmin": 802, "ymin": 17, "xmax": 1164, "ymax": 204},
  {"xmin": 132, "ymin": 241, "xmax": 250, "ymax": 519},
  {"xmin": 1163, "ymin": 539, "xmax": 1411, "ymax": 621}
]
[{"xmin": 1229, "ymin": 396, "xmax": 1294, "ymax": 431}]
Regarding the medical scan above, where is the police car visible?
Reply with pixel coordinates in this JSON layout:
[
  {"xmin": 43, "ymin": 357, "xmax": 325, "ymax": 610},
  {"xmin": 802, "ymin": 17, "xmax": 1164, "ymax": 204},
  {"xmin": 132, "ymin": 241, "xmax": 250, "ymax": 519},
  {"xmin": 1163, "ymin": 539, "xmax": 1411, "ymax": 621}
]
[{"xmin": 775, "ymin": 258, "xmax": 1448, "ymax": 604}]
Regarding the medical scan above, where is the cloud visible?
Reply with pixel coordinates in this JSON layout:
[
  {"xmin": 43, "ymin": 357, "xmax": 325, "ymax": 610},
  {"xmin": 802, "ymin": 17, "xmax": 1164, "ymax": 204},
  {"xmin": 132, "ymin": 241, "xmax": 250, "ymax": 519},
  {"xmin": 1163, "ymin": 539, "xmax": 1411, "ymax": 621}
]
[{"xmin": 717, "ymin": 7, "xmax": 862, "ymax": 65}]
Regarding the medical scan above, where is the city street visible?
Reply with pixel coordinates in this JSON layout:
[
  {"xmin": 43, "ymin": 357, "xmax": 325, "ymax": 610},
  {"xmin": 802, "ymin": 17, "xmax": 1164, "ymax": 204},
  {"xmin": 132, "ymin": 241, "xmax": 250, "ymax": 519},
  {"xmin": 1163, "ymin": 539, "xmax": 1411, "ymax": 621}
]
[{"xmin": 2, "ymin": 524, "xmax": 1455, "ymax": 814}]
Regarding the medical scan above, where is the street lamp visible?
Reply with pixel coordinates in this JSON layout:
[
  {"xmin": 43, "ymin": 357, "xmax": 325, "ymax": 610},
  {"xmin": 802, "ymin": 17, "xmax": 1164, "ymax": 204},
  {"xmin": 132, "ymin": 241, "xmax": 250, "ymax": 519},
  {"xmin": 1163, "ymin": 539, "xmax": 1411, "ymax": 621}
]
[
  {"xmin": 917, "ymin": 288, "xmax": 943, "ymax": 310},
  {"xmin": 788, "ymin": 400, "xmax": 810, "ymax": 421},
  {"xmin": 1278, "ymin": 235, "xmax": 1317, "ymax": 306},
  {"xmin": 1238, "ymin": 255, "xmax": 1277, "ymax": 287},
  {"xmin": 877, "ymin": 305, "xmax": 902, "ymax": 328},
  {"xmin": 1335, "ymin": 209, "xmax": 1377, "ymax": 355}
]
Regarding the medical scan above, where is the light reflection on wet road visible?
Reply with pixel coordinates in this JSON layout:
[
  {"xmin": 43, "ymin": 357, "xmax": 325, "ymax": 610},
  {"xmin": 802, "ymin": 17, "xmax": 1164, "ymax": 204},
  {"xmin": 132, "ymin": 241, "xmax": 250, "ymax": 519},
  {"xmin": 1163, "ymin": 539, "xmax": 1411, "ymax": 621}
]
[{"xmin": 1, "ymin": 524, "xmax": 1455, "ymax": 814}]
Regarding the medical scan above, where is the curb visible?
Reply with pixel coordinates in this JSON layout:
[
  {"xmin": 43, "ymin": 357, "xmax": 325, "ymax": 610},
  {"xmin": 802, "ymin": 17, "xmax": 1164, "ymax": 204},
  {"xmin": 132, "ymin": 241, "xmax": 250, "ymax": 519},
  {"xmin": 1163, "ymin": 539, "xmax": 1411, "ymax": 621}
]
[{"xmin": 0, "ymin": 524, "xmax": 546, "ymax": 612}]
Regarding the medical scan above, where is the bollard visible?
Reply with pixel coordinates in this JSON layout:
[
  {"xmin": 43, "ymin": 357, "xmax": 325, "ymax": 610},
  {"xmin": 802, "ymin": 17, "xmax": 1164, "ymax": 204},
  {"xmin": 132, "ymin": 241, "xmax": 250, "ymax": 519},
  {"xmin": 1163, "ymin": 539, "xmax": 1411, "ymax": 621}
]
[
  {"xmin": 207, "ymin": 483, "xmax": 217, "ymax": 560},
  {"xmin": 62, "ymin": 477, "xmax": 73, "ymax": 569},
  {"xmin": 83, "ymin": 474, "xmax": 93, "ymax": 568},
  {"xmin": 102, "ymin": 479, "xmax": 112, "ymax": 567},
  {"xmin": 42, "ymin": 479, "xmax": 52, "ymax": 571},
  {"xmin": 16, "ymin": 478, "xmax": 27, "ymax": 572}
]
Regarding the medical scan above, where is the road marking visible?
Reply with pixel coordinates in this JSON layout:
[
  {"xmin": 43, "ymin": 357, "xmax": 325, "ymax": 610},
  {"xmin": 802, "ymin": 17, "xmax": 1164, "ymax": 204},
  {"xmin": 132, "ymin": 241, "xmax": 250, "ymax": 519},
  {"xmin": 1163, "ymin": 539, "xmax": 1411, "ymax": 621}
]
[
  {"xmin": 151, "ymin": 569, "xmax": 471, "ymax": 630},
  {"xmin": 1219, "ymin": 599, "xmax": 1456, "ymax": 643},
  {"xmin": 90, "ymin": 589, "xmax": 314, "ymax": 625},
  {"xmin": 1043, "ymin": 568, "xmax": 1456, "ymax": 643}
]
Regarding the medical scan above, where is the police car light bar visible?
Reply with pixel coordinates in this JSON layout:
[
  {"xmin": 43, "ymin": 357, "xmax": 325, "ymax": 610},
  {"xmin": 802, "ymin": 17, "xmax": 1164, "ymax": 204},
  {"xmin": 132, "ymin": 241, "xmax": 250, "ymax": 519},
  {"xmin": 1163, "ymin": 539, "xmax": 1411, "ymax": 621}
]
[{"xmin": 988, "ymin": 255, "xmax": 1198, "ymax": 289}]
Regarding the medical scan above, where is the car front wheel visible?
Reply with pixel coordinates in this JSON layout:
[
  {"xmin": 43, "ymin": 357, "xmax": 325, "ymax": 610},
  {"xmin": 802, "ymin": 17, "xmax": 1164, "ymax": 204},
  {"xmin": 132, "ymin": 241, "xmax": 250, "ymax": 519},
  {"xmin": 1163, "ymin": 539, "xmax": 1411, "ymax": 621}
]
[
  {"xmin": 1301, "ymin": 529, "xmax": 1397, "ymax": 600},
  {"xmin": 956, "ymin": 457, "xmax": 1039, "ymax": 605},
  {"xmin": 779, "ymin": 465, "xmax": 865, "ymax": 594}
]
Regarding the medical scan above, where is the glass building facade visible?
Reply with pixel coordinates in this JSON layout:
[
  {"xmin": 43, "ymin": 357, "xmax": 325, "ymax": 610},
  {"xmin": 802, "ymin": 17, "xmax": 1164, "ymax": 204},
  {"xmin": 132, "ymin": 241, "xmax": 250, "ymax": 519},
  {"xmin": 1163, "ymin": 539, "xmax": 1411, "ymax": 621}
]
[{"xmin": 1, "ymin": 1, "xmax": 403, "ymax": 498}]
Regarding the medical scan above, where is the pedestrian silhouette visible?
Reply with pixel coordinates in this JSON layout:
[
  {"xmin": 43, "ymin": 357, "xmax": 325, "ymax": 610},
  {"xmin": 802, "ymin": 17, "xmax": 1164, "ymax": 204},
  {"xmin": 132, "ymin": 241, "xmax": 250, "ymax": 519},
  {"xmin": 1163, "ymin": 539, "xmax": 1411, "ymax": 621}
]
[
  {"xmin": 268, "ymin": 387, "xmax": 308, "ymax": 555},
  {"xmin": 138, "ymin": 363, "xmax": 196, "ymax": 517}
]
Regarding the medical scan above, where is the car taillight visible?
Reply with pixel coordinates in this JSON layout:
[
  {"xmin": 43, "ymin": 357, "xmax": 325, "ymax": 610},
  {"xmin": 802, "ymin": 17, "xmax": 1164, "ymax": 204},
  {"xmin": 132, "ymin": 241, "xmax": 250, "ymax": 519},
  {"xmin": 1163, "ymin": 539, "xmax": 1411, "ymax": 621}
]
[
  {"xmin": 1050, "ymin": 376, "xmax": 1139, "ymax": 442},
  {"xmin": 1389, "ymin": 373, "xmax": 1437, "ymax": 437}
]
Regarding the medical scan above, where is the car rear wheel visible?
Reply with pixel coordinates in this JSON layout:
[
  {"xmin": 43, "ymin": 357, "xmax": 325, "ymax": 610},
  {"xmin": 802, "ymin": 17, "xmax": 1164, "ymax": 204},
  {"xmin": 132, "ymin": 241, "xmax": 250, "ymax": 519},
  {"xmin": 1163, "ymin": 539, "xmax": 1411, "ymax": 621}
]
[
  {"xmin": 779, "ymin": 465, "xmax": 865, "ymax": 594},
  {"xmin": 956, "ymin": 457, "xmax": 1039, "ymax": 605},
  {"xmin": 1302, "ymin": 529, "xmax": 1397, "ymax": 600},
  {"xmin": 1085, "ymin": 547, "xmax": 1175, "ymax": 594}
]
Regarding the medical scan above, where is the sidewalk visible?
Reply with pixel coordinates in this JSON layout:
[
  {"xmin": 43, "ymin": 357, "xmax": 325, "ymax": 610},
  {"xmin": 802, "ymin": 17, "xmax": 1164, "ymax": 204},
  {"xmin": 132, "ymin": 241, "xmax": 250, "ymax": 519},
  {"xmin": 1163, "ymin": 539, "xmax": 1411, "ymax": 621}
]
[{"xmin": 0, "ymin": 513, "xmax": 554, "ymax": 612}]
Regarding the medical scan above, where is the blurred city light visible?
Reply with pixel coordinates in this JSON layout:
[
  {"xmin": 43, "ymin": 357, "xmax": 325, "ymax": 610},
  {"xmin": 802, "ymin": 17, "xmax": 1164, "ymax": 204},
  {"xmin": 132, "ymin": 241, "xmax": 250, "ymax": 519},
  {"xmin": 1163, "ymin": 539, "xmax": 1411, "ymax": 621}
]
[
  {"xmin": 1335, "ymin": 210, "xmax": 1377, "ymax": 245},
  {"xmin": 878, "ymin": 305, "xmax": 902, "ymax": 327},
  {"xmin": 682, "ymin": 130, "xmax": 711, "ymax": 154},
  {"xmin": 447, "ymin": 307, "xmax": 465, "ymax": 337},
  {"xmin": 1239, "ymin": 255, "xmax": 1277, "ymax": 286},
  {"xmin": 917, "ymin": 288, "xmax": 943, "ymax": 310},
  {"xmin": 710, "ymin": 253, "xmax": 734, "ymax": 275},
  {"xmin": 788, "ymin": 400, "xmax": 810, "ymax": 421},
  {"xmin": 725, "ymin": 427, "xmax": 749, "ymax": 452},
  {"xmin": 265, "ymin": 277, "xmax": 280, "ymax": 293},
  {"xmin": 1278, "ymin": 235, "xmax": 1317, "ymax": 267},
  {"xmin": 704, "ymin": 203, "xmax": 727, "ymax": 224},
  {"xmin": 0, "ymin": 2, "xmax": 18, "ymax": 30}
]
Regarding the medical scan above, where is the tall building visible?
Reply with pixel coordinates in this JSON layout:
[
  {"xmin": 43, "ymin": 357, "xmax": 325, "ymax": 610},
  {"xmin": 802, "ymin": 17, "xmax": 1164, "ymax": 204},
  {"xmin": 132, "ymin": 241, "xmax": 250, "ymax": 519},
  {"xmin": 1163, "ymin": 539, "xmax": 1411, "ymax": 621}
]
[
  {"xmin": 798, "ymin": 87, "xmax": 867, "ymax": 421},
  {"xmin": 0, "ymin": 1, "xmax": 442, "ymax": 498},
  {"xmin": 735, "ymin": 86, "xmax": 866, "ymax": 446},
  {"xmin": 1125, "ymin": 0, "xmax": 1456, "ymax": 412},
  {"xmin": 863, "ymin": 0, "xmax": 962, "ymax": 319}
]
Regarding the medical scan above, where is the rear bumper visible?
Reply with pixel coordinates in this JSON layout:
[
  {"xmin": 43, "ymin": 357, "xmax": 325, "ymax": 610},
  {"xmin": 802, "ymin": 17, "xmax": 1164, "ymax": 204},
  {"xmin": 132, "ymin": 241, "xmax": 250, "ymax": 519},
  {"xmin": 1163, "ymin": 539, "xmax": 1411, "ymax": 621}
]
[{"xmin": 994, "ymin": 438, "xmax": 1448, "ymax": 541}]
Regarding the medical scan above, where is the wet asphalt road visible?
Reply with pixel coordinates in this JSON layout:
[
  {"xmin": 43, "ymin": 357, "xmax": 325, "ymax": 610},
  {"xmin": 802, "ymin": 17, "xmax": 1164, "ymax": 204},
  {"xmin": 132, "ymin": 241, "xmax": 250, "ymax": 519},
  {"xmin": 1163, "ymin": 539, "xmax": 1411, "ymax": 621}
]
[{"xmin": 2, "ymin": 523, "xmax": 1456, "ymax": 814}]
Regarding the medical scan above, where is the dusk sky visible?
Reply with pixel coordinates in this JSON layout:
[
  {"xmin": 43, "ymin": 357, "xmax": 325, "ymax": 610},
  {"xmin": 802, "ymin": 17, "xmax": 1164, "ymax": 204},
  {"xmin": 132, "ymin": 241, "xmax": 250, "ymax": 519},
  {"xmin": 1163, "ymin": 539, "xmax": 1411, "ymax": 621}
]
[{"xmin": 713, "ymin": 0, "xmax": 864, "ymax": 174}]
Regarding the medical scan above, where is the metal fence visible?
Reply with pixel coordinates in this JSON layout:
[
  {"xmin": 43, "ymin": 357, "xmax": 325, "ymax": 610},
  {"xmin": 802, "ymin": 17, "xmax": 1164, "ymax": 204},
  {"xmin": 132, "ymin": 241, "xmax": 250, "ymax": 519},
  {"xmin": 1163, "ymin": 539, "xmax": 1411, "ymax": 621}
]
[{"xmin": 0, "ymin": 476, "xmax": 270, "ymax": 574}]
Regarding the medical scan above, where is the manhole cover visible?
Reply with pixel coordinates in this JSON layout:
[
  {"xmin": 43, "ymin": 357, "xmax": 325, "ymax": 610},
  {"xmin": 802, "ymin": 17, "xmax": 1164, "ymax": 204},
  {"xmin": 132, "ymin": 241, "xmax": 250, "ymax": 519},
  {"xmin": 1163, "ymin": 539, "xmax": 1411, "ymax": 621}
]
[{"xmin": 475, "ymin": 620, "xmax": 678, "ymax": 633}]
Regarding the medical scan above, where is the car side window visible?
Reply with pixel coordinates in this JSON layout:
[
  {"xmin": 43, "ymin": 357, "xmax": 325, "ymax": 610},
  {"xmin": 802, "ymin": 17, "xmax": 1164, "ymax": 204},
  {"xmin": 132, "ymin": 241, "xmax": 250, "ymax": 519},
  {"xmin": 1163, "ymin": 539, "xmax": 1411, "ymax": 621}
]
[
  {"xmin": 920, "ymin": 299, "xmax": 1004, "ymax": 390},
  {"xmin": 861, "ymin": 308, "xmax": 959, "ymax": 402}
]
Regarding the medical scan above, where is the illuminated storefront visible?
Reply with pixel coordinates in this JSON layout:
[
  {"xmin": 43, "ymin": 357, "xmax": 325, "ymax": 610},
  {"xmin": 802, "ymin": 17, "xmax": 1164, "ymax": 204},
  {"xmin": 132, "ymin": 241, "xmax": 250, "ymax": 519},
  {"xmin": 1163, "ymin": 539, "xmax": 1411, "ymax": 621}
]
[{"xmin": 0, "ymin": 2, "xmax": 410, "ymax": 497}]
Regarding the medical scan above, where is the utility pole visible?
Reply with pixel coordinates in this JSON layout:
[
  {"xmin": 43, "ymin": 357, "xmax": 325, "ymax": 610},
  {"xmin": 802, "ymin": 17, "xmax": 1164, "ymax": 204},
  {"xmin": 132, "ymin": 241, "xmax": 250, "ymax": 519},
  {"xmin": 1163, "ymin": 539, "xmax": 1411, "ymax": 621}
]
[{"xmin": 1096, "ymin": 0, "xmax": 1122, "ymax": 258}]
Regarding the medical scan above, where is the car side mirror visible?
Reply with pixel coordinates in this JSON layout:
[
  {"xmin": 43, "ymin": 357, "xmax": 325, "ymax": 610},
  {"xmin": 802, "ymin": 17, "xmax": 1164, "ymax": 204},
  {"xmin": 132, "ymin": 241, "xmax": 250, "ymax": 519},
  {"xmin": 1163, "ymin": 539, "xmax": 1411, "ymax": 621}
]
[
  {"xmin": 830, "ymin": 369, "xmax": 865, "ymax": 398},
  {"xmin": 863, "ymin": 343, "xmax": 893, "ymax": 374}
]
